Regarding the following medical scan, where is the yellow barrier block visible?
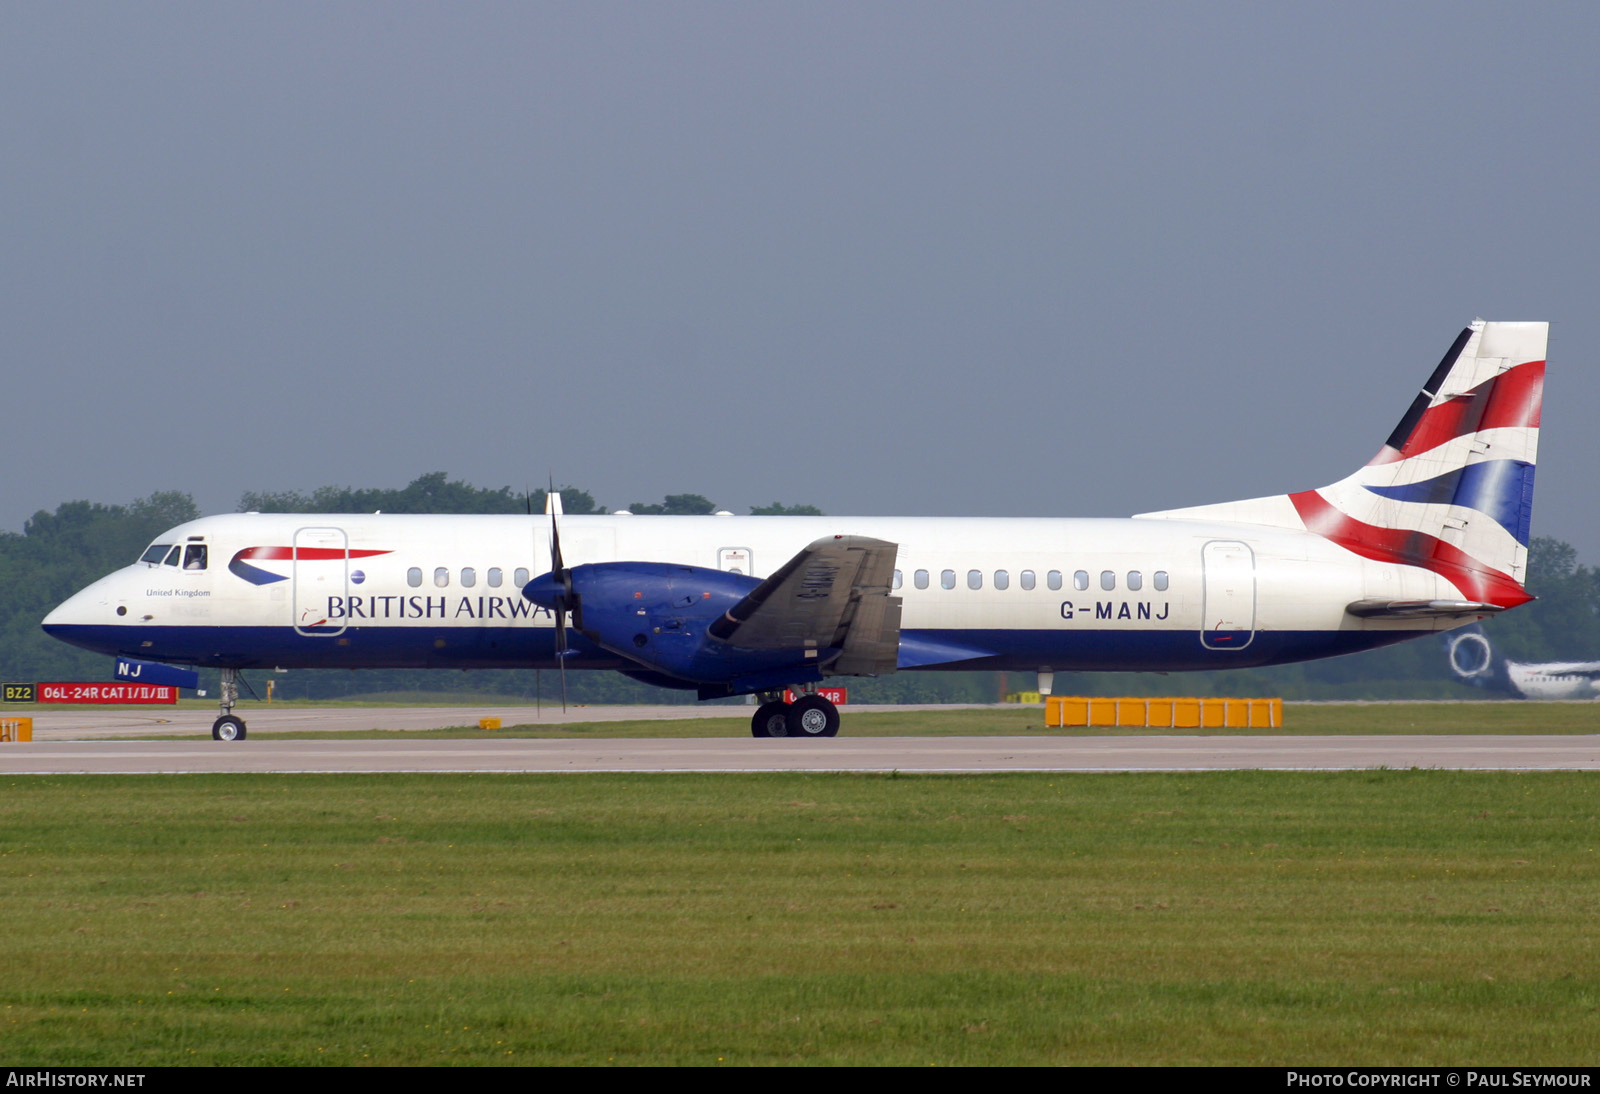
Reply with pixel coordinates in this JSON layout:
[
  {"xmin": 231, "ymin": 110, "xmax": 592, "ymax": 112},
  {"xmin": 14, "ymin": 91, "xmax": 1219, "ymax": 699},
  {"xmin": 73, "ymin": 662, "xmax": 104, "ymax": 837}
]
[
  {"xmin": 478, "ymin": 717, "xmax": 502, "ymax": 731},
  {"xmin": 0, "ymin": 717, "xmax": 33, "ymax": 742},
  {"xmin": 1043, "ymin": 697, "xmax": 1282, "ymax": 729},
  {"xmin": 1046, "ymin": 697, "xmax": 1082, "ymax": 727}
]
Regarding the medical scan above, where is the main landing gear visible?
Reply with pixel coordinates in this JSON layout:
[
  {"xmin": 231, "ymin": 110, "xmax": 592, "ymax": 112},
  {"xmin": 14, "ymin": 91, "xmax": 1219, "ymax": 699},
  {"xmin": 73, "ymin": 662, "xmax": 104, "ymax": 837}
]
[
  {"xmin": 212, "ymin": 667, "xmax": 246, "ymax": 742},
  {"xmin": 750, "ymin": 691, "xmax": 841, "ymax": 739}
]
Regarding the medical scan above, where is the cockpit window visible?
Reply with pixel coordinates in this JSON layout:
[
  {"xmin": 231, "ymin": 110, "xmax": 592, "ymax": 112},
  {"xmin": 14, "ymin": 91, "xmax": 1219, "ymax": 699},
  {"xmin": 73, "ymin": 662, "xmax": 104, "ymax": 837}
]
[
  {"xmin": 140, "ymin": 544, "xmax": 171, "ymax": 564},
  {"xmin": 183, "ymin": 545, "xmax": 208, "ymax": 571},
  {"xmin": 162, "ymin": 546, "xmax": 181, "ymax": 567}
]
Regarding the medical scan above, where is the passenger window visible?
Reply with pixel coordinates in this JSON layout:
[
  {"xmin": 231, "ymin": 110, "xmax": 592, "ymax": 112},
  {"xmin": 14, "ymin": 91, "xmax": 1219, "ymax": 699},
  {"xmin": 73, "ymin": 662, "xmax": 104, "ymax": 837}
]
[
  {"xmin": 914, "ymin": 569, "xmax": 929, "ymax": 590},
  {"xmin": 1074, "ymin": 570, "xmax": 1089, "ymax": 591},
  {"xmin": 1127, "ymin": 570, "xmax": 1142, "ymax": 591},
  {"xmin": 1047, "ymin": 570, "xmax": 1062, "ymax": 591},
  {"xmin": 994, "ymin": 570, "xmax": 1009, "ymax": 590},
  {"xmin": 967, "ymin": 569, "xmax": 983, "ymax": 590},
  {"xmin": 488, "ymin": 568, "xmax": 503, "ymax": 588},
  {"xmin": 1020, "ymin": 570, "xmax": 1035, "ymax": 590},
  {"xmin": 941, "ymin": 570, "xmax": 956, "ymax": 590},
  {"xmin": 1154, "ymin": 570, "xmax": 1169, "ymax": 591},
  {"xmin": 434, "ymin": 567, "xmax": 450, "ymax": 588},
  {"xmin": 461, "ymin": 567, "xmax": 477, "ymax": 588},
  {"xmin": 514, "ymin": 568, "xmax": 530, "ymax": 587},
  {"xmin": 141, "ymin": 544, "xmax": 171, "ymax": 564},
  {"xmin": 183, "ymin": 545, "xmax": 208, "ymax": 571},
  {"xmin": 1101, "ymin": 570, "xmax": 1116, "ymax": 591},
  {"xmin": 407, "ymin": 567, "xmax": 422, "ymax": 588},
  {"xmin": 893, "ymin": 569, "xmax": 903, "ymax": 589}
]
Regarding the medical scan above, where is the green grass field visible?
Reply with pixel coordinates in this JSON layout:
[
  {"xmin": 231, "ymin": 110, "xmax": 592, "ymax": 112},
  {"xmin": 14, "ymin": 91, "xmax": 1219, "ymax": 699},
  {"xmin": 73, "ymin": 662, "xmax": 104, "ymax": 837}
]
[{"xmin": 2, "ymin": 770, "xmax": 1597, "ymax": 1065}]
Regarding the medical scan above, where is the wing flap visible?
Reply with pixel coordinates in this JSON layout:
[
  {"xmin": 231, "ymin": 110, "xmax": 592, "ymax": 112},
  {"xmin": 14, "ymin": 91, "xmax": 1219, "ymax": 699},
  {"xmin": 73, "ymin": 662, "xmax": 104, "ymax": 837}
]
[{"xmin": 708, "ymin": 535, "xmax": 902, "ymax": 674}]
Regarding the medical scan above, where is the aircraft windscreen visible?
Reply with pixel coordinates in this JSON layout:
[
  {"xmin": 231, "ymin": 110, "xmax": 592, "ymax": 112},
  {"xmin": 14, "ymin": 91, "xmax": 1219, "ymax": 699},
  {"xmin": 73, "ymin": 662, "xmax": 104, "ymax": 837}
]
[{"xmin": 140, "ymin": 544, "xmax": 172, "ymax": 564}]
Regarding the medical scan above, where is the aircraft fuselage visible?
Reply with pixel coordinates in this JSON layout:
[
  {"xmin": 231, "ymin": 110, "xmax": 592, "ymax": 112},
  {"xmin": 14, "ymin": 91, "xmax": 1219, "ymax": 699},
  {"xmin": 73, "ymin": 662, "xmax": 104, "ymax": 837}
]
[{"xmin": 44, "ymin": 511, "xmax": 1450, "ymax": 675}]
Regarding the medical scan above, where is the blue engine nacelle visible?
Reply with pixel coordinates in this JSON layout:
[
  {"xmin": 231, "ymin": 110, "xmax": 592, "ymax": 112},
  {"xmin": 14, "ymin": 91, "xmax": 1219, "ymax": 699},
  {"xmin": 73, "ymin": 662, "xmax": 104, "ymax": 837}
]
[{"xmin": 525, "ymin": 562, "xmax": 834, "ymax": 696}]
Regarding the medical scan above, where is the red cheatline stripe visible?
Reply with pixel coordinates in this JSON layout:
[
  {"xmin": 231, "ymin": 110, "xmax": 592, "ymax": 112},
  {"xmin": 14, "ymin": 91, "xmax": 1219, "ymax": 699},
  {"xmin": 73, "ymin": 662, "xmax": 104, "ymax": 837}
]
[
  {"xmin": 1372, "ymin": 360, "xmax": 1544, "ymax": 465},
  {"xmin": 235, "ymin": 547, "xmax": 392, "ymax": 561},
  {"xmin": 1289, "ymin": 490, "xmax": 1531, "ymax": 609}
]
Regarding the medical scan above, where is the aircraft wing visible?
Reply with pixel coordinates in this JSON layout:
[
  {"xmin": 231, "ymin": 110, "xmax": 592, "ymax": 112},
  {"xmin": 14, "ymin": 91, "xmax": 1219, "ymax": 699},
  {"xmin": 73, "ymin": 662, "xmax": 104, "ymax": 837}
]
[
  {"xmin": 708, "ymin": 536, "xmax": 903, "ymax": 675},
  {"xmin": 1345, "ymin": 599, "xmax": 1507, "ymax": 619}
]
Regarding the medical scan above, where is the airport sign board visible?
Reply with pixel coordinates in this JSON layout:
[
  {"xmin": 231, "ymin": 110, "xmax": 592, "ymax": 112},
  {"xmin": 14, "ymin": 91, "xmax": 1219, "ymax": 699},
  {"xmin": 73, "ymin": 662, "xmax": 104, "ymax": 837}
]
[{"xmin": 37, "ymin": 683, "xmax": 178, "ymax": 704}]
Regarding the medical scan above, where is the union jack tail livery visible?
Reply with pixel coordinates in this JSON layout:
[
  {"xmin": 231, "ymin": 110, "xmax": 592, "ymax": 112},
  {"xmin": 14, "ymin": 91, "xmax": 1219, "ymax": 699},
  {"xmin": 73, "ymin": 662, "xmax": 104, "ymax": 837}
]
[{"xmin": 1142, "ymin": 320, "xmax": 1548, "ymax": 612}]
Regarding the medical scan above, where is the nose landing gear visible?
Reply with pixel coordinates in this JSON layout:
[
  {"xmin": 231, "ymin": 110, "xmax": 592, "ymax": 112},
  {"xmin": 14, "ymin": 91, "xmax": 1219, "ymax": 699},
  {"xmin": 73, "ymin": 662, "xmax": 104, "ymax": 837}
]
[{"xmin": 211, "ymin": 667, "xmax": 247, "ymax": 741}]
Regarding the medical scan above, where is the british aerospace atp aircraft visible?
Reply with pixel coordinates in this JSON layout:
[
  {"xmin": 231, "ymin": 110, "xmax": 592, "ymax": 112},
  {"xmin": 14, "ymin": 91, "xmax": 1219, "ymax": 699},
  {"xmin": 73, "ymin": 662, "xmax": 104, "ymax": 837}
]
[{"xmin": 44, "ymin": 320, "xmax": 1548, "ymax": 741}]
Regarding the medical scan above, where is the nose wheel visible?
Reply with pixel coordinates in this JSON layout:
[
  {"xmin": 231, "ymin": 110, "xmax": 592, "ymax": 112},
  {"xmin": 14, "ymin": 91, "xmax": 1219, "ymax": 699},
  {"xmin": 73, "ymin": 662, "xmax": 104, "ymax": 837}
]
[{"xmin": 212, "ymin": 667, "xmax": 247, "ymax": 741}]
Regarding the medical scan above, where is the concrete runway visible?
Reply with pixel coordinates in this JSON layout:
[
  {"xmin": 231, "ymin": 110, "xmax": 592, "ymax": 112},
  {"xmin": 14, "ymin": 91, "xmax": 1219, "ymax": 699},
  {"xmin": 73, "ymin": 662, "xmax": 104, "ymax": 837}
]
[
  {"xmin": 1, "ymin": 734, "xmax": 1595, "ymax": 774},
  {"xmin": 4, "ymin": 703, "xmax": 1594, "ymax": 774}
]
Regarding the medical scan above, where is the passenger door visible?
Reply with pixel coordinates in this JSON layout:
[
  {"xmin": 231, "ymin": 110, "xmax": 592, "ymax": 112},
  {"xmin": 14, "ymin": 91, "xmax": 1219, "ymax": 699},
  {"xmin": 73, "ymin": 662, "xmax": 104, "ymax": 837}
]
[
  {"xmin": 1201, "ymin": 539, "xmax": 1255, "ymax": 650},
  {"xmin": 293, "ymin": 526, "xmax": 348, "ymax": 636}
]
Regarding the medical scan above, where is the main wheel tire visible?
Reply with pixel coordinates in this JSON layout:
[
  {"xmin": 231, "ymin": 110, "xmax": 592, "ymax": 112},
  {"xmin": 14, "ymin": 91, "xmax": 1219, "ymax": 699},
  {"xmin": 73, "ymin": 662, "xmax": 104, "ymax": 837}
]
[
  {"xmin": 787, "ymin": 695, "xmax": 839, "ymax": 738},
  {"xmin": 212, "ymin": 715, "xmax": 246, "ymax": 742},
  {"xmin": 751, "ymin": 701, "xmax": 791, "ymax": 738}
]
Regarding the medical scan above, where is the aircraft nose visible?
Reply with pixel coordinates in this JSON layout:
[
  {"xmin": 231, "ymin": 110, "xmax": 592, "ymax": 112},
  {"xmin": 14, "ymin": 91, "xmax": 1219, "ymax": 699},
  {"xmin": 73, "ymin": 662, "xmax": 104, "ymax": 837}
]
[
  {"xmin": 42, "ymin": 588, "xmax": 96, "ymax": 633},
  {"xmin": 40, "ymin": 572, "xmax": 130, "ymax": 651}
]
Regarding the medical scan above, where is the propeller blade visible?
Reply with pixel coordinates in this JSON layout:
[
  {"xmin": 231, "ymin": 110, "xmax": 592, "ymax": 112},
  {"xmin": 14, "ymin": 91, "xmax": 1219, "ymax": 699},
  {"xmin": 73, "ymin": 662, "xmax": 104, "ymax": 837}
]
[
  {"xmin": 546, "ymin": 475, "xmax": 581, "ymax": 647},
  {"xmin": 545, "ymin": 474, "xmax": 575, "ymax": 711},
  {"xmin": 549, "ymin": 481, "xmax": 565, "ymax": 574}
]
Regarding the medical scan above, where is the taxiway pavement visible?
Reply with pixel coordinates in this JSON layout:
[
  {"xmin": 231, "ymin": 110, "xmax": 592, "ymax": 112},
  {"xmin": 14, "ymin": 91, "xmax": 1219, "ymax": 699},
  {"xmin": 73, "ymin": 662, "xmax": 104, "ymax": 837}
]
[{"xmin": 0, "ymin": 734, "xmax": 1594, "ymax": 774}]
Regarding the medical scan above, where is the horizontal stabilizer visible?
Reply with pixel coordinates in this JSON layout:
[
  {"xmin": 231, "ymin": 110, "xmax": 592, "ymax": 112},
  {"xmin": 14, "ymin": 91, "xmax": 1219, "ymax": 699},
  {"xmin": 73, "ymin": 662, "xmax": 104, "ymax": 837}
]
[{"xmin": 1345, "ymin": 598, "xmax": 1506, "ymax": 620}]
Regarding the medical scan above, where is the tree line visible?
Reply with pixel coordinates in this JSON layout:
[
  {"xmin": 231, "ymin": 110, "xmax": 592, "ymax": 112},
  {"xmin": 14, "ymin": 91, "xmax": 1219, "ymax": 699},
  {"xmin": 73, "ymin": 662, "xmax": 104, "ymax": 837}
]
[{"xmin": 2, "ymin": 472, "xmax": 1596, "ymax": 703}]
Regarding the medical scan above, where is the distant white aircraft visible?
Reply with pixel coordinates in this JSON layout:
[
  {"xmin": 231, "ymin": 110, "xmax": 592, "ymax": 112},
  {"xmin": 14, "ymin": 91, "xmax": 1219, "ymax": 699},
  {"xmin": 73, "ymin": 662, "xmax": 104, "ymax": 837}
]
[
  {"xmin": 44, "ymin": 320, "xmax": 1549, "ymax": 740},
  {"xmin": 1444, "ymin": 624, "xmax": 1600, "ymax": 700}
]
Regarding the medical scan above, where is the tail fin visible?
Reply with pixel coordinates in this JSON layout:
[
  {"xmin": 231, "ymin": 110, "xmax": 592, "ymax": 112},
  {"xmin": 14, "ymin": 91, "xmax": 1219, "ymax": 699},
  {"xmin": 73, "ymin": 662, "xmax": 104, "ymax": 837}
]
[{"xmin": 1140, "ymin": 320, "xmax": 1548, "ymax": 609}]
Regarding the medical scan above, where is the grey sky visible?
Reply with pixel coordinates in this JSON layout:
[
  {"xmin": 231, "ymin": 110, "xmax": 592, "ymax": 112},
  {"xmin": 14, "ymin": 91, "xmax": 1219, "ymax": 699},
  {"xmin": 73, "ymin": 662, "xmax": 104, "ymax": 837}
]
[{"xmin": 4, "ymin": 4, "xmax": 1596, "ymax": 553}]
